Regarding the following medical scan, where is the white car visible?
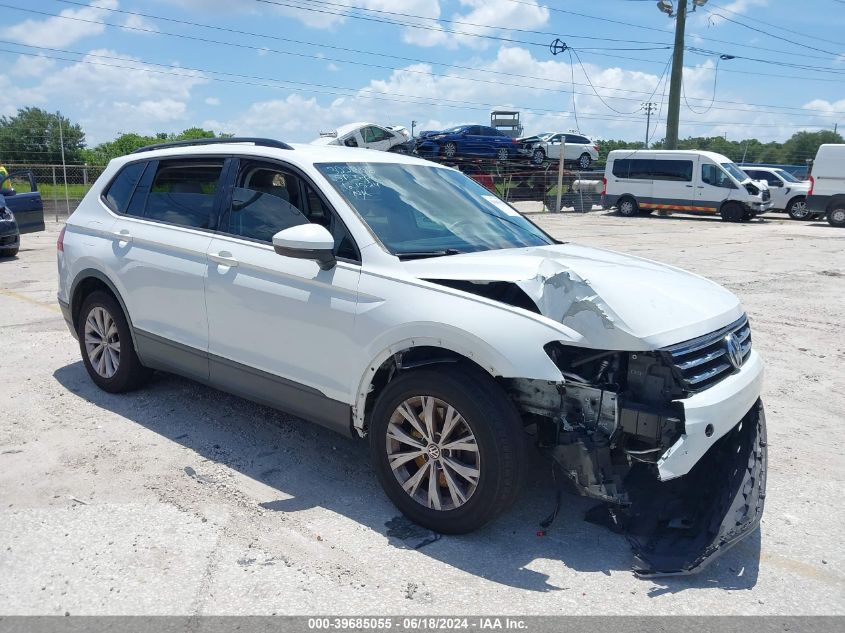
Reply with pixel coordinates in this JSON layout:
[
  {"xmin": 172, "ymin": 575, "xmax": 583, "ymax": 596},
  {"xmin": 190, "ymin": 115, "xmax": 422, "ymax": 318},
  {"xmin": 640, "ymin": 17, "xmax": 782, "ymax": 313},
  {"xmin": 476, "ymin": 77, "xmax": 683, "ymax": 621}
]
[
  {"xmin": 57, "ymin": 137, "xmax": 766, "ymax": 576},
  {"xmin": 311, "ymin": 122, "xmax": 409, "ymax": 152},
  {"xmin": 741, "ymin": 166, "xmax": 812, "ymax": 220},
  {"xmin": 807, "ymin": 143, "xmax": 845, "ymax": 227},
  {"xmin": 518, "ymin": 132, "xmax": 599, "ymax": 168}
]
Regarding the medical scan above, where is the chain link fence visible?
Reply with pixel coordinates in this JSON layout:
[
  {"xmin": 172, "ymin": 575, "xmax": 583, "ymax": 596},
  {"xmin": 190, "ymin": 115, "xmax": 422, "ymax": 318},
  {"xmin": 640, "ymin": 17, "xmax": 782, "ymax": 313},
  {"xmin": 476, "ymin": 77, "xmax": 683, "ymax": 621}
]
[{"xmin": 4, "ymin": 163, "xmax": 106, "ymax": 219}]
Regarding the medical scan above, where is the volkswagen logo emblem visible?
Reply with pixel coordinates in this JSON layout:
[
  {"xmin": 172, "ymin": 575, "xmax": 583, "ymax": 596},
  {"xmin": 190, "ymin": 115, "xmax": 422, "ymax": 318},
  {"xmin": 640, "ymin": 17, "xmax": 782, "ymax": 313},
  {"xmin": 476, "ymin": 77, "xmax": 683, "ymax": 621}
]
[
  {"xmin": 724, "ymin": 333, "xmax": 743, "ymax": 371},
  {"xmin": 427, "ymin": 444, "xmax": 441, "ymax": 460}
]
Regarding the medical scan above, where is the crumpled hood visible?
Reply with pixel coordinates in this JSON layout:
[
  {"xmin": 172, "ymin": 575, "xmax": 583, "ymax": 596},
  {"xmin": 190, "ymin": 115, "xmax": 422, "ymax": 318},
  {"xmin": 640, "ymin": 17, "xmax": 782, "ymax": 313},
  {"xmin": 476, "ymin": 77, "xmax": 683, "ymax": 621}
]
[{"xmin": 403, "ymin": 243, "xmax": 744, "ymax": 350}]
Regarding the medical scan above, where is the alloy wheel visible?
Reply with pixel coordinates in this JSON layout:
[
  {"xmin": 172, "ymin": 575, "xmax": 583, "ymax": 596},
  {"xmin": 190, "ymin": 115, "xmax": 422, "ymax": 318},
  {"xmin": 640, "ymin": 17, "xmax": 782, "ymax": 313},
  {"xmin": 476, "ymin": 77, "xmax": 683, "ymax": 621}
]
[
  {"xmin": 789, "ymin": 200, "xmax": 809, "ymax": 219},
  {"xmin": 386, "ymin": 395, "xmax": 480, "ymax": 511},
  {"xmin": 84, "ymin": 306, "xmax": 121, "ymax": 378}
]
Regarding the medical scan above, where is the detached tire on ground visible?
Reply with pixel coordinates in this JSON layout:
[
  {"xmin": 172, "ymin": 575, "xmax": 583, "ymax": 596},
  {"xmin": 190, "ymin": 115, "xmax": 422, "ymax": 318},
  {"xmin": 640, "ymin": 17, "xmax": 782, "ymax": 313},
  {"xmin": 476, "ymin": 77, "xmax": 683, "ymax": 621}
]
[
  {"xmin": 369, "ymin": 366, "xmax": 525, "ymax": 534},
  {"xmin": 617, "ymin": 196, "xmax": 639, "ymax": 217},
  {"xmin": 78, "ymin": 291, "xmax": 151, "ymax": 393}
]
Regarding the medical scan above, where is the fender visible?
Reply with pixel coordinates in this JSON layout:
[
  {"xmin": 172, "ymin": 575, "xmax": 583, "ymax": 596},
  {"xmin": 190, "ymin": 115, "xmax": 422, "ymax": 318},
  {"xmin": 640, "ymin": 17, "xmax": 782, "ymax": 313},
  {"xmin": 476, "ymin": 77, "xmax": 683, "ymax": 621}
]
[{"xmin": 351, "ymin": 331, "xmax": 562, "ymax": 433}]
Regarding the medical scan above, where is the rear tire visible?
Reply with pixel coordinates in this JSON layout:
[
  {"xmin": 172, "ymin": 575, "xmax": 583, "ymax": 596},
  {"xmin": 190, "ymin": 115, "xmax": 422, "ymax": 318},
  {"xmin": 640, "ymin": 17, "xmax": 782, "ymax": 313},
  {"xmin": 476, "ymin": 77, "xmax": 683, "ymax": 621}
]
[
  {"xmin": 578, "ymin": 153, "xmax": 592, "ymax": 169},
  {"xmin": 78, "ymin": 291, "xmax": 151, "ymax": 393},
  {"xmin": 786, "ymin": 196, "xmax": 810, "ymax": 220},
  {"xmin": 828, "ymin": 204, "xmax": 845, "ymax": 228},
  {"xmin": 369, "ymin": 366, "xmax": 524, "ymax": 534},
  {"xmin": 443, "ymin": 142, "xmax": 457, "ymax": 159},
  {"xmin": 617, "ymin": 196, "xmax": 639, "ymax": 217},
  {"xmin": 497, "ymin": 147, "xmax": 510, "ymax": 161}
]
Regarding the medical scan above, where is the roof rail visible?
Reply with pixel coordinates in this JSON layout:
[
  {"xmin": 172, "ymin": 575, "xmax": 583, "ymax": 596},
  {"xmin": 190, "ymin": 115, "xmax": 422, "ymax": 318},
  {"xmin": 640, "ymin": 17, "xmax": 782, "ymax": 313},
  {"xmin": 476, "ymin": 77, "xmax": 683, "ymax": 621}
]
[{"xmin": 132, "ymin": 137, "xmax": 293, "ymax": 154}]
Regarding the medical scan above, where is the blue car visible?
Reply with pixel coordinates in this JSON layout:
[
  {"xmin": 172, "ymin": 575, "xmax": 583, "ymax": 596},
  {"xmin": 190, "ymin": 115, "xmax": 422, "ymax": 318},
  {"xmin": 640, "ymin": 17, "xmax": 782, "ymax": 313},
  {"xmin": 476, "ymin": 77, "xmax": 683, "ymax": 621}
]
[
  {"xmin": 0, "ymin": 170, "xmax": 45, "ymax": 258},
  {"xmin": 415, "ymin": 125, "xmax": 517, "ymax": 161}
]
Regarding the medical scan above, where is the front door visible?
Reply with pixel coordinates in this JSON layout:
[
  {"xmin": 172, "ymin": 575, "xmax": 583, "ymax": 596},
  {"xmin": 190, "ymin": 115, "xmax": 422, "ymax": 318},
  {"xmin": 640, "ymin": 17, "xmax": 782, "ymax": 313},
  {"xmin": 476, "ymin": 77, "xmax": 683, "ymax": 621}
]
[
  {"xmin": 204, "ymin": 159, "xmax": 361, "ymax": 429},
  {"xmin": 3, "ymin": 171, "xmax": 44, "ymax": 234},
  {"xmin": 696, "ymin": 160, "xmax": 733, "ymax": 213}
]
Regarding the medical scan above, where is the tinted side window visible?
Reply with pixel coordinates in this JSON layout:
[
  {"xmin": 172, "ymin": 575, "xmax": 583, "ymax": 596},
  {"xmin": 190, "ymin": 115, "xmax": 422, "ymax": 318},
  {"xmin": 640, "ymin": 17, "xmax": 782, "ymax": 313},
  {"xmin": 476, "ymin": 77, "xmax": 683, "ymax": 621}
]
[
  {"xmin": 222, "ymin": 164, "xmax": 308, "ymax": 243},
  {"xmin": 104, "ymin": 161, "xmax": 147, "ymax": 214},
  {"xmin": 628, "ymin": 159, "xmax": 654, "ymax": 179},
  {"xmin": 144, "ymin": 160, "xmax": 223, "ymax": 228},
  {"xmin": 651, "ymin": 160, "xmax": 692, "ymax": 181},
  {"xmin": 612, "ymin": 158, "xmax": 630, "ymax": 178},
  {"xmin": 566, "ymin": 135, "xmax": 589, "ymax": 144}
]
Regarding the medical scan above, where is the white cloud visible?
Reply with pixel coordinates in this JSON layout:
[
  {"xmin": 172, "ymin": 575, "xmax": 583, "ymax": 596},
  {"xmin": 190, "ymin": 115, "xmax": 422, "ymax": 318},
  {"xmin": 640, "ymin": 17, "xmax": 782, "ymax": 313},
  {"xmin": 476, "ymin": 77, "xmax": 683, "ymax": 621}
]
[
  {"xmin": 8, "ymin": 54, "xmax": 56, "ymax": 78},
  {"xmin": 327, "ymin": 63, "xmax": 340, "ymax": 72},
  {"xmin": 7, "ymin": 0, "xmax": 118, "ymax": 48},
  {"xmin": 113, "ymin": 98, "xmax": 188, "ymax": 122},
  {"xmin": 122, "ymin": 13, "xmax": 159, "ymax": 34},
  {"xmin": 694, "ymin": 0, "xmax": 769, "ymax": 26},
  {"xmin": 205, "ymin": 97, "xmax": 221, "ymax": 106}
]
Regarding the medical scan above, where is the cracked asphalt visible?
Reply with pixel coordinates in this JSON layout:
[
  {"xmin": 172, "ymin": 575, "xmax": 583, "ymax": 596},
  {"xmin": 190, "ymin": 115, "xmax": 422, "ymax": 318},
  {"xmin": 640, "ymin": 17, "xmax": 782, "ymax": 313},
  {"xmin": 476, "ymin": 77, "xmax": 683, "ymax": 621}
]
[{"xmin": 1, "ymin": 211, "xmax": 843, "ymax": 615}]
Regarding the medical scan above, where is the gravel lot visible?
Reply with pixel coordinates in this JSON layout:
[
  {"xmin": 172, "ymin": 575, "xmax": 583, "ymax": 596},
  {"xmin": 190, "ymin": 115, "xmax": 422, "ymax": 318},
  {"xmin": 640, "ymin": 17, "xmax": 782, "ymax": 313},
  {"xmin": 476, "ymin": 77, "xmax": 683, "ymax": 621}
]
[{"xmin": 1, "ymin": 211, "xmax": 843, "ymax": 615}]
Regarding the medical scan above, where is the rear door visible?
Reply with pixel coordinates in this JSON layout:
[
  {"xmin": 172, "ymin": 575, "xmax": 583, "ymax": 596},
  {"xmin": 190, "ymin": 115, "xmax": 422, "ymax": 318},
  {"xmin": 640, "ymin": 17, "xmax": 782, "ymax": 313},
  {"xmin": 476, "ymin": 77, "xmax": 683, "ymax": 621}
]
[
  {"xmin": 651, "ymin": 158, "xmax": 694, "ymax": 209},
  {"xmin": 3, "ymin": 170, "xmax": 45, "ymax": 234},
  {"xmin": 106, "ymin": 156, "xmax": 230, "ymax": 381}
]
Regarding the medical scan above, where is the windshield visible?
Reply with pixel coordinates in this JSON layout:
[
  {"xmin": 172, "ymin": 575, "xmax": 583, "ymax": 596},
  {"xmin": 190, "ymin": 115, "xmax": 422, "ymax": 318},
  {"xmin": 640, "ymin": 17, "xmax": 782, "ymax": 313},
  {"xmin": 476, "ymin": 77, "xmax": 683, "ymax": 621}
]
[
  {"xmin": 721, "ymin": 162, "xmax": 749, "ymax": 183},
  {"xmin": 774, "ymin": 168, "xmax": 799, "ymax": 183},
  {"xmin": 316, "ymin": 162, "xmax": 554, "ymax": 258},
  {"xmin": 443, "ymin": 126, "xmax": 466, "ymax": 134}
]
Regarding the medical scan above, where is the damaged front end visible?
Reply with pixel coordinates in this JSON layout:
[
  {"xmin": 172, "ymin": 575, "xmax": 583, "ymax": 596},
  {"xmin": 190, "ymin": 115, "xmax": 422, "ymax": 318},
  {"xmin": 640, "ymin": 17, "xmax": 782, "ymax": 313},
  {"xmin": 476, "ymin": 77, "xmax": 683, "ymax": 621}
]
[{"xmin": 505, "ymin": 342, "xmax": 767, "ymax": 577}]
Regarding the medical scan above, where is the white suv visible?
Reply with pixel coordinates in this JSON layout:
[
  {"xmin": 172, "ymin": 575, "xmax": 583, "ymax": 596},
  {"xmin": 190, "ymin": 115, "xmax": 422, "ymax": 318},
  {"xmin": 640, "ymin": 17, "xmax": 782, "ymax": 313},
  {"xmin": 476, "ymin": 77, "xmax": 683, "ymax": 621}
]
[
  {"xmin": 57, "ymin": 137, "xmax": 766, "ymax": 576},
  {"xmin": 518, "ymin": 132, "xmax": 599, "ymax": 168},
  {"xmin": 741, "ymin": 166, "xmax": 812, "ymax": 220}
]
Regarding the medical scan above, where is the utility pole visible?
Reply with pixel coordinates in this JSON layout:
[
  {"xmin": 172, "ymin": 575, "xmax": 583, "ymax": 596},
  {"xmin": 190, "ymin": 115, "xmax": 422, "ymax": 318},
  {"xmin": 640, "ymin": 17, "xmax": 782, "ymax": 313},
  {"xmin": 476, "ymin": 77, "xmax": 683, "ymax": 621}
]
[
  {"xmin": 57, "ymin": 111, "xmax": 70, "ymax": 220},
  {"xmin": 664, "ymin": 0, "xmax": 687, "ymax": 150},
  {"xmin": 642, "ymin": 102, "xmax": 657, "ymax": 148}
]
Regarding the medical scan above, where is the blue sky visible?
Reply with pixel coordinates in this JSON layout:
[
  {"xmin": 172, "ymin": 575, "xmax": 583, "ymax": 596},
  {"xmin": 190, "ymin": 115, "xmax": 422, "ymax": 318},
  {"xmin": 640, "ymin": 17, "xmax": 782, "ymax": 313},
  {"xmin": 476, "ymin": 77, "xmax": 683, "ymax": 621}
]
[{"xmin": 2, "ymin": 0, "xmax": 843, "ymax": 146}]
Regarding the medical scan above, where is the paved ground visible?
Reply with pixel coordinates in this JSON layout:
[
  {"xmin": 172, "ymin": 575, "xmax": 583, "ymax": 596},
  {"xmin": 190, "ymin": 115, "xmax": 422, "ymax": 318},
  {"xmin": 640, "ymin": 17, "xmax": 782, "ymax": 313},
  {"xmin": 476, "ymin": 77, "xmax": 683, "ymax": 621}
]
[{"xmin": 1, "ymin": 211, "xmax": 843, "ymax": 615}]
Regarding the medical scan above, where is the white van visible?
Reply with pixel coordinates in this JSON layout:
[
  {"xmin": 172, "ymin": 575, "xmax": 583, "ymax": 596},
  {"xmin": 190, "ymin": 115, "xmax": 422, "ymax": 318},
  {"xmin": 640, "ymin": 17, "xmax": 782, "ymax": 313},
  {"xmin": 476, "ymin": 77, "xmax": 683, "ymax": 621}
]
[
  {"xmin": 806, "ymin": 144, "xmax": 845, "ymax": 227},
  {"xmin": 603, "ymin": 150, "xmax": 772, "ymax": 222}
]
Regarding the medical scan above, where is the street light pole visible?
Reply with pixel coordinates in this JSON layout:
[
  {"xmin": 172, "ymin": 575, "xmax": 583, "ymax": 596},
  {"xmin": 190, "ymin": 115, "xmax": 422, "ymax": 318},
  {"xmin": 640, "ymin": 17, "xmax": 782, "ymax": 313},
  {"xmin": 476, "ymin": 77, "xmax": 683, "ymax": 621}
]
[{"xmin": 664, "ymin": 0, "xmax": 687, "ymax": 150}]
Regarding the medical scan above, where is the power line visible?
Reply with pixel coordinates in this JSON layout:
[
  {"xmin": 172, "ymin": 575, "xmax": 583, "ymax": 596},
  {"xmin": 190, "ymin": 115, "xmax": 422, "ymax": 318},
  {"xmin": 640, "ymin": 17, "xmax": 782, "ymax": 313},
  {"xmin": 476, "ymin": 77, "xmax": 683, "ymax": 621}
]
[
  {"xmin": 706, "ymin": 1, "xmax": 845, "ymax": 48},
  {"xmin": 15, "ymin": 4, "xmax": 845, "ymax": 117},
  {"xmin": 0, "ymin": 44, "xmax": 832, "ymax": 132}
]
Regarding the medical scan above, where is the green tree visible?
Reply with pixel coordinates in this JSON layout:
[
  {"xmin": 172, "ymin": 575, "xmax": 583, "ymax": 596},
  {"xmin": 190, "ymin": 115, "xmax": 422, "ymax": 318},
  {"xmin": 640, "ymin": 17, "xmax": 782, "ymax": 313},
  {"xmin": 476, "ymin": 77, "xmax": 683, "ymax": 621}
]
[
  {"xmin": 0, "ymin": 107, "xmax": 86, "ymax": 164},
  {"xmin": 780, "ymin": 130, "xmax": 843, "ymax": 165},
  {"xmin": 81, "ymin": 127, "xmax": 231, "ymax": 164}
]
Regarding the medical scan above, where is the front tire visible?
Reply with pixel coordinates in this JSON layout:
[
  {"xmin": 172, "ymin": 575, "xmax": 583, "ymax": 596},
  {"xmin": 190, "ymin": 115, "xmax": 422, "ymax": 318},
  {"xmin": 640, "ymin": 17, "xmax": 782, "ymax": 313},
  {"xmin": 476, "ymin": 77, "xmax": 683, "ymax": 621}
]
[
  {"xmin": 0, "ymin": 246, "xmax": 18, "ymax": 258},
  {"xmin": 617, "ymin": 195, "xmax": 639, "ymax": 217},
  {"xmin": 531, "ymin": 148, "xmax": 545, "ymax": 165},
  {"xmin": 369, "ymin": 366, "xmax": 524, "ymax": 534},
  {"xmin": 828, "ymin": 204, "xmax": 845, "ymax": 228},
  {"xmin": 786, "ymin": 196, "xmax": 810, "ymax": 220},
  {"xmin": 497, "ymin": 147, "xmax": 509, "ymax": 161},
  {"xmin": 78, "ymin": 291, "xmax": 151, "ymax": 393},
  {"xmin": 720, "ymin": 201, "xmax": 745, "ymax": 222}
]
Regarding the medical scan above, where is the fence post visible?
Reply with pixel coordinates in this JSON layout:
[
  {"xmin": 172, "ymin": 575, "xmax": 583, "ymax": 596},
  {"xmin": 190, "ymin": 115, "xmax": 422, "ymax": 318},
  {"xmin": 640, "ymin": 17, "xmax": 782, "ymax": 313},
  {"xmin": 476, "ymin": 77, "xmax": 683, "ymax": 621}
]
[{"xmin": 52, "ymin": 165, "xmax": 58, "ymax": 222}]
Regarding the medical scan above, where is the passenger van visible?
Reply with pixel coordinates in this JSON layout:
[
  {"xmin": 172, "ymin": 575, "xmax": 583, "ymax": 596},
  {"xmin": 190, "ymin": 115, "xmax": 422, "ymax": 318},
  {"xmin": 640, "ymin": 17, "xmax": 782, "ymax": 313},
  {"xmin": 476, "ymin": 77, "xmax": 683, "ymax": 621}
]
[
  {"xmin": 603, "ymin": 150, "xmax": 772, "ymax": 222},
  {"xmin": 806, "ymin": 144, "xmax": 845, "ymax": 227}
]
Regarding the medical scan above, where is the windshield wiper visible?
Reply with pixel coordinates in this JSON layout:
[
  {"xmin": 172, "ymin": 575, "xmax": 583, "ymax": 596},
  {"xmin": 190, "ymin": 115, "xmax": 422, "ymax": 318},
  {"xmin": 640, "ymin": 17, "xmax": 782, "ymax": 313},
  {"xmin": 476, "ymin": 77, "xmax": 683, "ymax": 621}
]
[{"xmin": 397, "ymin": 248, "xmax": 463, "ymax": 260}]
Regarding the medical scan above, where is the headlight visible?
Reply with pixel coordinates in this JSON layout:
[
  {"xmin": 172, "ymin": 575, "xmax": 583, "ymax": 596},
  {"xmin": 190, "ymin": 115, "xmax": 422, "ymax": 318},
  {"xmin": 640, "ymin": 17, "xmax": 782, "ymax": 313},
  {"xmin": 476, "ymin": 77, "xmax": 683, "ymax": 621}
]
[{"xmin": 0, "ymin": 207, "xmax": 14, "ymax": 222}]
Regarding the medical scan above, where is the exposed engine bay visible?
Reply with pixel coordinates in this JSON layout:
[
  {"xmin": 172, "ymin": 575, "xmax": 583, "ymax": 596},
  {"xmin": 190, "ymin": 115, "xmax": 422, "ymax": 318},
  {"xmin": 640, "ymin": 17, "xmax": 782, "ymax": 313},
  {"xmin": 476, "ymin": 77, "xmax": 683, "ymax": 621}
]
[{"xmin": 504, "ymin": 345, "xmax": 767, "ymax": 576}]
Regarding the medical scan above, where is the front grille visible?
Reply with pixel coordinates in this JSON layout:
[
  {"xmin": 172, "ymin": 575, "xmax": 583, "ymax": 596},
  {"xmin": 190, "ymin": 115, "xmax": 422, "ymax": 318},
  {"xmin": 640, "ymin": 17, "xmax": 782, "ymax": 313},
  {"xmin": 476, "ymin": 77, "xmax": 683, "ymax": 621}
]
[
  {"xmin": 762, "ymin": 189, "xmax": 771, "ymax": 202},
  {"xmin": 662, "ymin": 315, "xmax": 752, "ymax": 393}
]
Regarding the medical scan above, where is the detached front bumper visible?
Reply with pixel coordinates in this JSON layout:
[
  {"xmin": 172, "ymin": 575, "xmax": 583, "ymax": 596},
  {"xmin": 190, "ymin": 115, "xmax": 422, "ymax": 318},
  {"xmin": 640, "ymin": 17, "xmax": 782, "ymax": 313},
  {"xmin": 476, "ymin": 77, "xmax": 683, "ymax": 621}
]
[{"xmin": 627, "ymin": 399, "xmax": 767, "ymax": 576}]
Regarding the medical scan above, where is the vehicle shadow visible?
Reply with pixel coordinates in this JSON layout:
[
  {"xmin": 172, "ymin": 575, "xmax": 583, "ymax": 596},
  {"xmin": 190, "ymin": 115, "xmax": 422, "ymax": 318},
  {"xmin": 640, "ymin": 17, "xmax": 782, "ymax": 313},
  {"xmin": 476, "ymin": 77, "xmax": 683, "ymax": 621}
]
[
  {"xmin": 53, "ymin": 362, "xmax": 760, "ymax": 594},
  {"xmin": 601, "ymin": 210, "xmax": 774, "ymax": 224}
]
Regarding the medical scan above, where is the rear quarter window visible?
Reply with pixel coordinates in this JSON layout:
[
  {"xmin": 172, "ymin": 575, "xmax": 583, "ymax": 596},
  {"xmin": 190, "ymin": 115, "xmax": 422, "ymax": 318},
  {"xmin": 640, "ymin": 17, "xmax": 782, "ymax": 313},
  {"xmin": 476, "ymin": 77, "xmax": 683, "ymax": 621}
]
[
  {"xmin": 103, "ymin": 161, "xmax": 147, "ymax": 214},
  {"xmin": 142, "ymin": 160, "xmax": 224, "ymax": 229}
]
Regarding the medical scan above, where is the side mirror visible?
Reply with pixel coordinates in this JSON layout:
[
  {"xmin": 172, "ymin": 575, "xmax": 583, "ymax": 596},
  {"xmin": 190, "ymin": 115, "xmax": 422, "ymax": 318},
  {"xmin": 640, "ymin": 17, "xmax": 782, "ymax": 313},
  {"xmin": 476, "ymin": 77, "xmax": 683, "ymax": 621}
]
[
  {"xmin": 272, "ymin": 224, "xmax": 336, "ymax": 270},
  {"xmin": 1, "ymin": 188, "xmax": 15, "ymax": 196},
  {"xmin": 772, "ymin": 181, "xmax": 783, "ymax": 187}
]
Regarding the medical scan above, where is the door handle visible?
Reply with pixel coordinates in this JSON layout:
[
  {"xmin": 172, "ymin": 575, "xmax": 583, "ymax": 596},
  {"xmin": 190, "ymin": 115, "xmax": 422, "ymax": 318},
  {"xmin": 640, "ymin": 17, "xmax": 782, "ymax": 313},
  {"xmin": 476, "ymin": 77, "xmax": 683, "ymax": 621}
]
[
  {"xmin": 208, "ymin": 251, "xmax": 238, "ymax": 267},
  {"xmin": 111, "ymin": 230, "xmax": 132, "ymax": 243},
  {"xmin": 685, "ymin": 184, "xmax": 693, "ymax": 187},
  {"xmin": 697, "ymin": 186, "xmax": 705, "ymax": 189}
]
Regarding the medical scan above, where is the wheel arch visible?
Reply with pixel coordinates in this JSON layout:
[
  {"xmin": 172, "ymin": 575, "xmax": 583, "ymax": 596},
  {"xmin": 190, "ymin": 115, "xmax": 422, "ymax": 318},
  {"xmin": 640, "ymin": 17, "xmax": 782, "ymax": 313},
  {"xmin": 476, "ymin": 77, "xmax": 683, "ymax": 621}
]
[
  {"xmin": 826, "ymin": 194, "xmax": 845, "ymax": 212},
  {"xmin": 353, "ymin": 338, "xmax": 524, "ymax": 436},
  {"xmin": 69, "ymin": 269, "xmax": 138, "ymax": 348}
]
